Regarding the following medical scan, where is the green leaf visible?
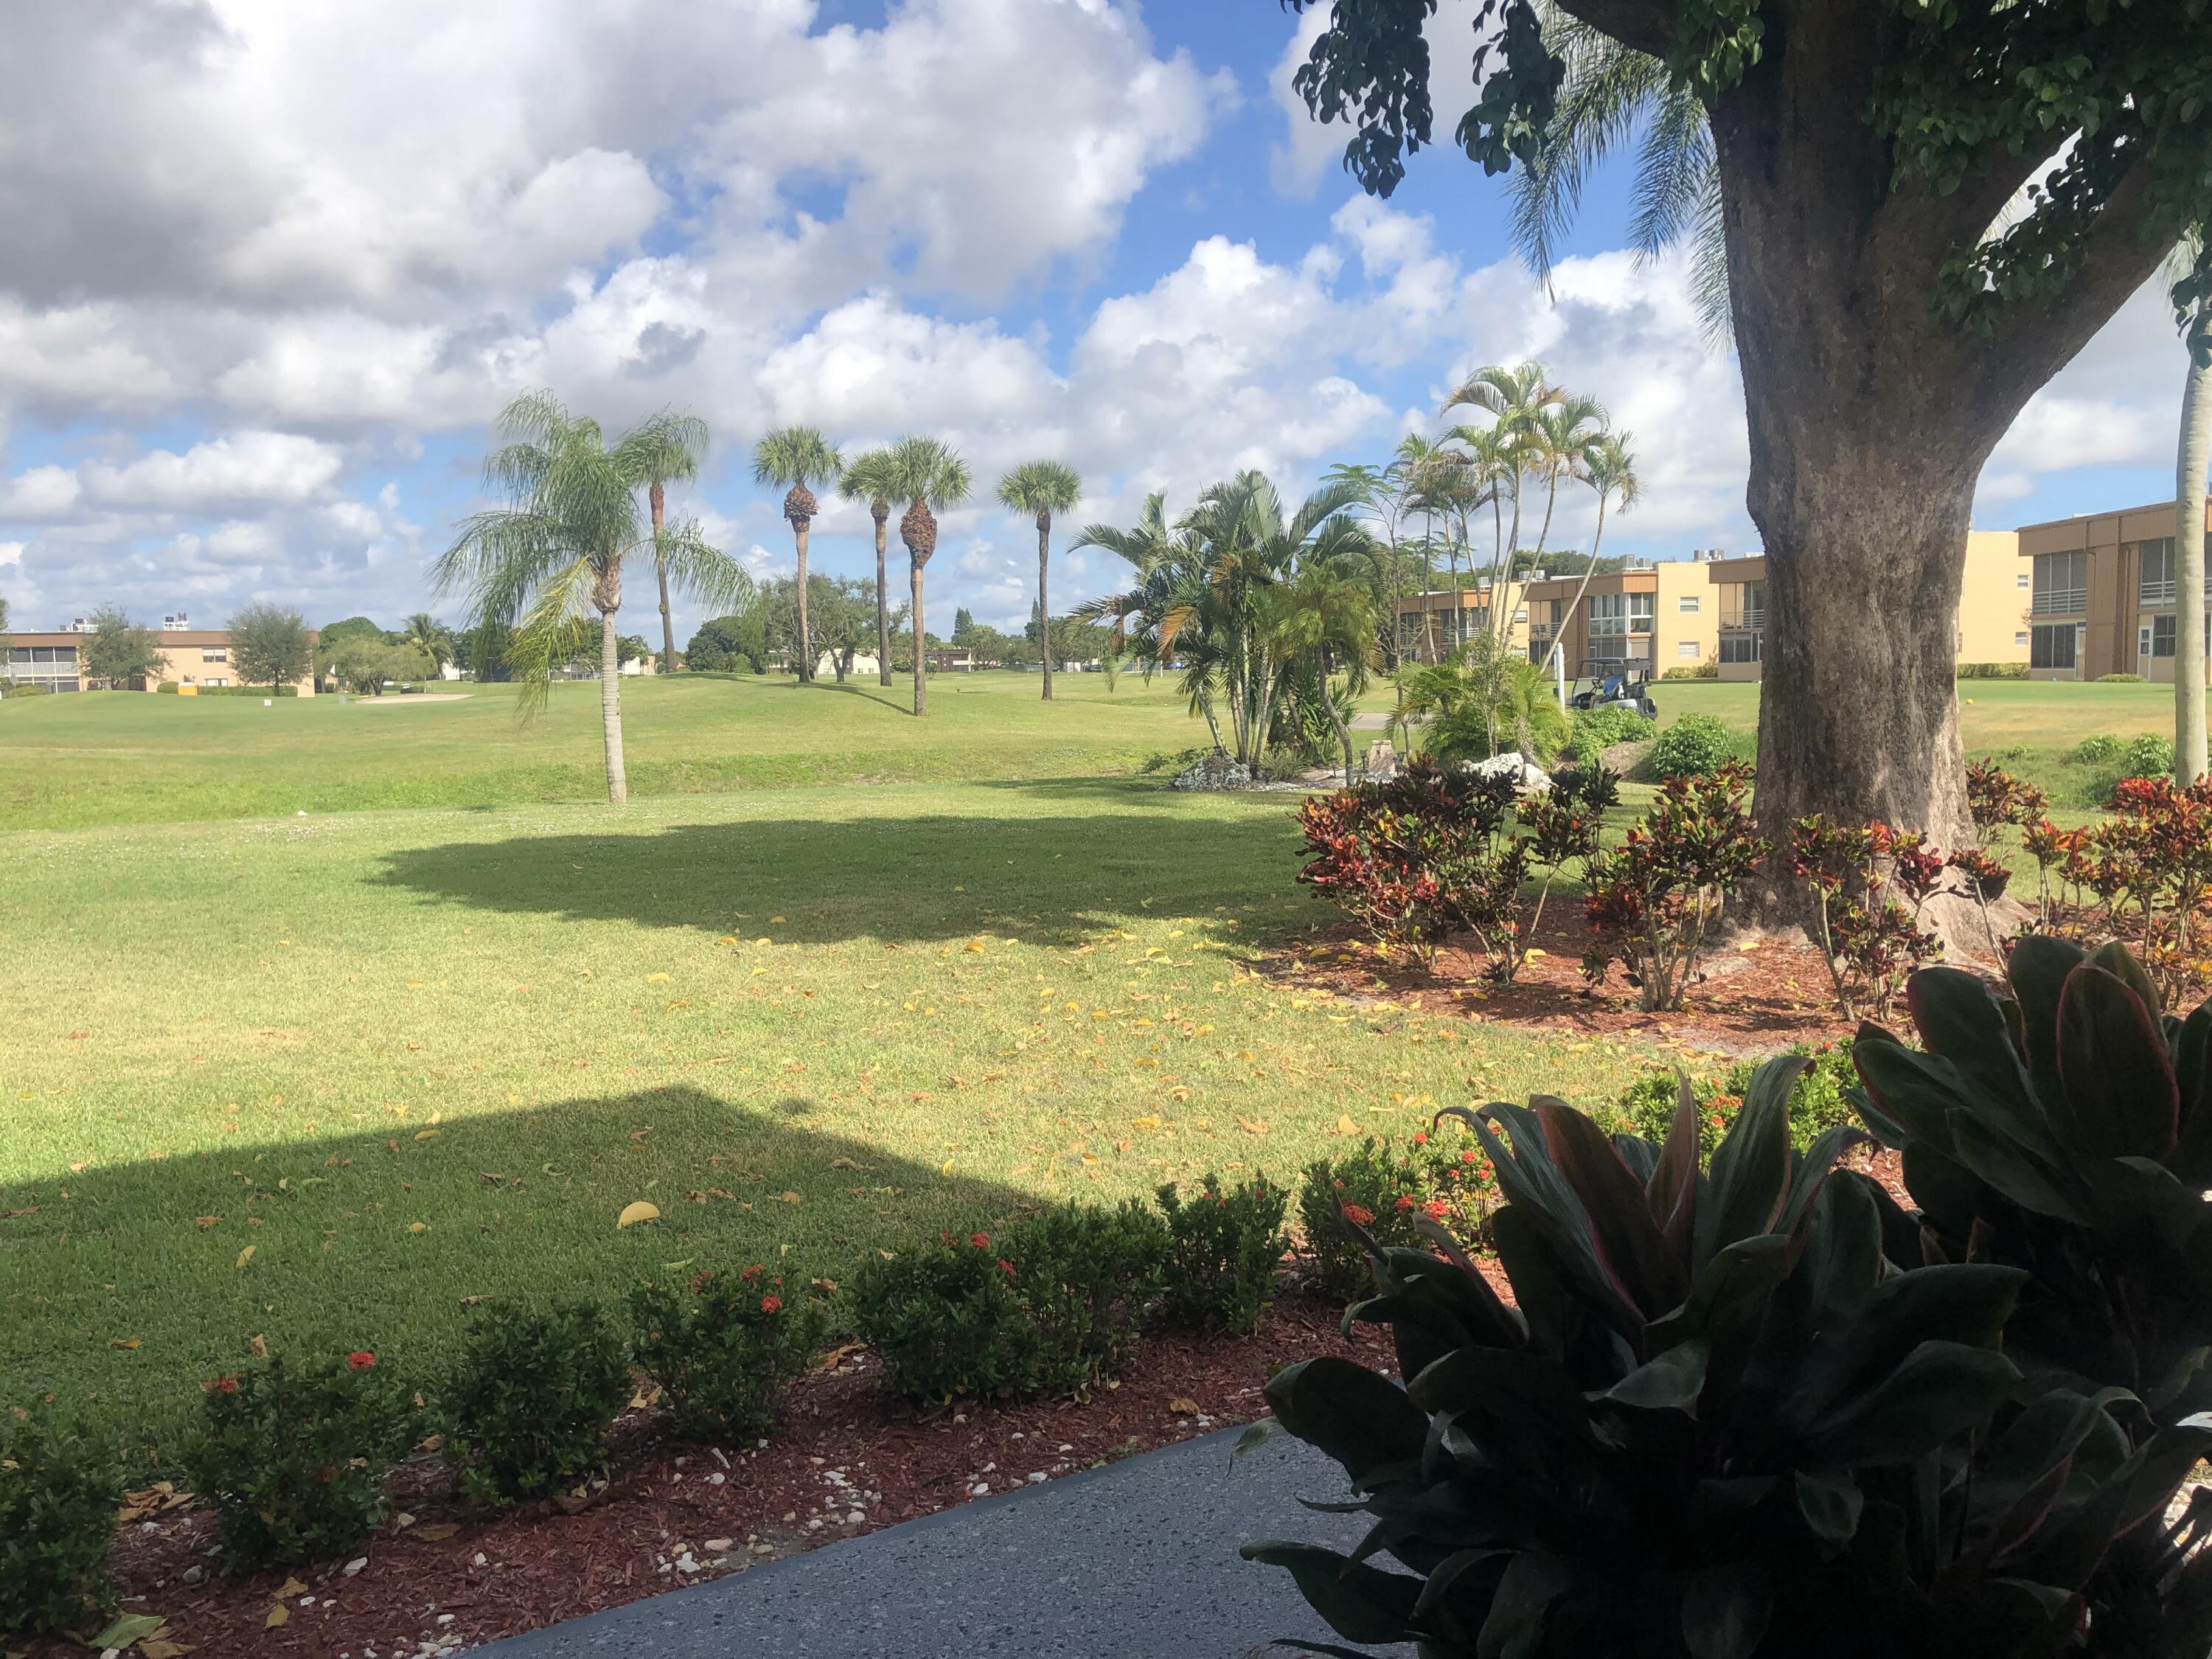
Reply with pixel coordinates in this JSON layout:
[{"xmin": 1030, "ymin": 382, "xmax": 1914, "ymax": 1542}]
[
  {"xmin": 1852, "ymin": 1036, "xmax": 1972, "ymax": 1158},
  {"xmin": 1698, "ymin": 1055, "xmax": 1801, "ymax": 1262},
  {"xmin": 1645, "ymin": 1071, "xmax": 1703, "ymax": 1256},
  {"xmin": 91, "ymin": 1615, "xmax": 169, "ymax": 1649},
  {"xmin": 1477, "ymin": 1552, "xmax": 1578, "ymax": 1659},
  {"xmin": 2168, "ymin": 1002, "xmax": 2212, "ymax": 1184},
  {"xmin": 1804, "ymin": 1340, "xmax": 2018, "ymax": 1465},
  {"xmin": 1534, "ymin": 1102, "xmax": 1687, "ymax": 1318},
  {"xmin": 1680, "ymin": 1562, "xmax": 1772, "ymax": 1659},
  {"xmin": 1792, "ymin": 1469, "xmax": 1863, "ymax": 1551},
  {"xmin": 1240, "ymin": 1542, "xmax": 1423, "ymax": 1645},
  {"xmin": 2057, "ymin": 965, "xmax": 2180, "ymax": 1161},
  {"xmin": 1905, "ymin": 969, "xmax": 2058, "ymax": 1161},
  {"xmin": 1233, "ymin": 1416, "xmax": 1287, "ymax": 1464},
  {"xmin": 2008, "ymin": 935, "xmax": 2087, "ymax": 1079},
  {"xmin": 1597, "ymin": 1340, "xmax": 1708, "ymax": 1413},
  {"xmin": 1265, "ymin": 1357, "xmax": 1427, "ymax": 1488},
  {"xmin": 2086, "ymin": 940, "xmax": 2163, "ymax": 1016}
]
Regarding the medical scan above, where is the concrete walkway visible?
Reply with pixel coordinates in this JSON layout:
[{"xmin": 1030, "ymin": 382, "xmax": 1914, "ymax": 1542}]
[{"xmin": 472, "ymin": 1428, "xmax": 1366, "ymax": 1659}]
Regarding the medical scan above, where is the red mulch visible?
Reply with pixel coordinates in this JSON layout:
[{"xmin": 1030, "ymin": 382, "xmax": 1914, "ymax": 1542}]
[
  {"xmin": 36, "ymin": 1294, "xmax": 1394, "ymax": 1659},
  {"xmin": 1258, "ymin": 908, "xmax": 1893, "ymax": 1056}
]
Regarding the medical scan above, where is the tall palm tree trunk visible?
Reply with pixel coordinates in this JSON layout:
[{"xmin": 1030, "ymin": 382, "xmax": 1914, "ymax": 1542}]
[
  {"xmin": 598, "ymin": 608, "xmax": 628, "ymax": 806},
  {"xmin": 651, "ymin": 481, "xmax": 678, "ymax": 673},
  {"xmin": 874, "ymin": 512, "xmax": 893, "ymax": 687},
  {"xmin": 911, "ymin": 559, "xmax": 928, "ymax": 717},
  {"xmin": 2180, "ymin": 355, "xmax": 2211, "ymax": 785},
  {"xmin": 1037, "ymin": 515, "xmax": 1054, "ymax": 700},
  {"xmin": 1552, "ymin": 490, "xmax": 1615, "ymax": 704},
  {"xmin": 793, "ymin": 524, "xmax": 814, "ymax": 683}
]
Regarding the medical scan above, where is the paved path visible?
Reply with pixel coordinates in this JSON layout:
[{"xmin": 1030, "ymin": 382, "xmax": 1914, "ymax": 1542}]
[{"xmin": 472, "ymin": 1428, "xmax": 1366, "ymax": 1659}]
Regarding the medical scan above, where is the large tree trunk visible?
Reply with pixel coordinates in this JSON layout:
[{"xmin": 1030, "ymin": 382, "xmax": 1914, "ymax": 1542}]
[
  {"xmin": 793, "ymin": 522, "xmax": 814, "ymax": 683},
  {"xmin": 651, "ymin": 481, "xmax": 678, "ymax": 673},
  {"xmin": 1037, "ymin": 513, "xmax": 1054, "ymax": 700},
  {"xmin": 2178, "ymin": 355, "xmax": 2210, "ymax": 785},
  {"xmin": 911, "ymin": 560, "xmax": 928, "ymax": 717},
  {"xmin": 874, "ymin": 513, "xmax": 893, "ymax": 687},
  {"xmin": 598, "ymin": 608, "xmax": 627, "ymax": 806}
]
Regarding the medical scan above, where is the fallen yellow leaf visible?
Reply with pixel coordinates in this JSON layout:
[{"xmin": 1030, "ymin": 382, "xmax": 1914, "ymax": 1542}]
[
  {"xmin": 1335, "ymin": 1114, "xmax": 1359, "ymax": 1135},
  {"xmin": 616, "ymin": 1201, "xmax": 661, "ymax": 1230},
  {"xmin": 108, "ymin": 1338, "xmax": 141, "ymax": 1350},
  {"xmin": 1236, "ymin": 1117, "xmax": 1270, "ymax": 1135},
  {"xmin": 769, "ymin": 915, "xmax": 787, "ymax": 924},
  {"xmin": 414, "ymin": 1128, "xmax": 440, "ymax": 1141},
  {"xmin": 235, "ymin": 1245, "xmax": 255, "ymax": 1268},
  {"xmin": 1169, "ymin": 1397, "xmax": 1202, "ymax": 1414},
  {"xmin": 413, "ymin": 1523, "xmax": 459, "ymax": 1541},
  {"xmin": 647, "ymin": 973, "xmax": 671, "ymax": 984},
  {"xmin": 265, "ymin": 1604, "xmax": 289, "ymax": 1627},
  {"xmin": 408, "ymin": 1221, "xmax": 428, "ymax": 1234},
  {"xmin": 777, "ymin": 1191, "xmax": 803, "ymax": 1204},
  {"xmin": 275, "ymin": 1576, "xmax": 309, "ymax": 1599}
]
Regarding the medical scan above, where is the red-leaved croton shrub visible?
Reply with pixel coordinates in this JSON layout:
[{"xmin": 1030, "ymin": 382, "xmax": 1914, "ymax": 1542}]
[
  {"xmin": 2020, "ymin": 776, "xmax": 2212, "ymax": 1005},
  {"xmin": 1965, "ymin": 757, "xmax": 2048, "ymax": 846},
  {"xmin": 1788, "ymin": 815, "xmax": 1947, "ymax": 1020},
  {"xmin": 1580, "ymin": 763, "xmax": 1767, "ymax": 1012}
]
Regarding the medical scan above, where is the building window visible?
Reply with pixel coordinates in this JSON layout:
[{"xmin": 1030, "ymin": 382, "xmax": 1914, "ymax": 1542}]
[
  {"xmin": 1720, "ymin": 580, "xmax": 1765, "ymax": 631},
  {"xmin": 2153, "ymin": 613, "xmax": 2177, "ymax": 658},
  {"xmin": 1678, "ymin": 594, "xmax": 1701, "ymax": 613},
  {"xmin": 2030, "ymin": 622, "xmax": 2078, "ymax": 669},
  {"xmin": 202, "ymin": 648, "xmax": 228, "ymax": 663},
  {"xmin": 1719, "ymin": 633, "xmax": 1762, "ymax": 664},
  {"xmin": 1677, "ymin": 640, "xmax": 1700, "ymax": 658},
  {"xmin": 2014, "ymin": 631, "xmax": 2029, "ymax": 647},
  {"xmin": 2140, "ymin": 538, "xmax": 2177, "ymax": 606},
  {"xmin": 1512, "ymin": 608, "xmax": 1528, "ymax": 624},
  {"xmin": 204, "ymin": 676, "xmax": 229, "ymax": 686},
  {"xmin": 2016, "ymin": 572, "xmax": 2031, "ymax": 589},
  {"xmin": 2031, "ymin": 551, "xmax": 2087, "ymax": 615},
  {"xmin": 1589, "ymin": 592, "xmax": 1655, "ymax": 636}
]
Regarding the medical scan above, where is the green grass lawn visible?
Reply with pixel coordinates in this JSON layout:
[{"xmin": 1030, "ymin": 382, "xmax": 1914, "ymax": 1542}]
[
  {"xmin": 0, "ymin": 670, "xmax": 1210, "ymax": 830},
  {"xmin": 0, "ymin": 778, "xmax": 1665, "ymax": 1444}
]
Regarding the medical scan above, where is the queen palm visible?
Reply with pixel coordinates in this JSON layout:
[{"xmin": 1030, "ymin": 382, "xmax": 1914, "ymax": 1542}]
[
  {"xmin": 629, "ymin": 411, "xmax": 709, "ymax": 674},
  {"xmin": 883, "ymin": 437, "xmax": 973, "ymax": 717},
  {"xmin": 433, "ymin": 391, "xmax": 751, "ymax": 805},
  {"xmin": 1545, "ymin": 433, "xmax": 1644, "ymax": 693},
  {"xmin": 995, "ymin": 460, "xmax": 1084, "ymax": 700},
  {"xmin": 751, "ymin": 426, "xmax": 842, "ymax": 683},
  {"xmin": 838, "ymin": 447, "xmax": 901, "ymax": 688},
  {"xmin": 1442, "ymin": 362, "xmax": 1564, "ymax": 569}
]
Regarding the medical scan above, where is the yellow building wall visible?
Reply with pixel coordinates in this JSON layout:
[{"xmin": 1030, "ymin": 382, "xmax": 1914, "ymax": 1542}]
[
  {"xmin": 1654, "ymin": 563, "xmax": 1719, "ymax": 672},
  {"xmin": 1957, "ymin": 530, "xmax": 2028, "ymax": 667}
]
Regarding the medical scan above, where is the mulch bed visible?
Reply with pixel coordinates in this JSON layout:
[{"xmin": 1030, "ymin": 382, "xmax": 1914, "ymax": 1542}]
[
  {"xmin": 38, "ymin": 1293, "xmax": 1394, "ymax": 1659},
  {"xmin": 1256, "ymin": 907, "xmax": 1882, "ymax": 1057}
]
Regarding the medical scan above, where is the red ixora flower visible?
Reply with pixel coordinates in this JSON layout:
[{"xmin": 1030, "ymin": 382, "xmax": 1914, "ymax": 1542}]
[
  {"xmin": 210, "ymin": 1375, "xmax": 239, "ymax": 1394},
  {"xmin": 759, "ymin": 1295, "xmax": 782, "ymax": 1314},
  {"xmin": 347, "ymin": 1351, "xmax": 375, "ymax": 1371},
  {"xmin": 1395, "ymin": 1194, "xmax": 1417, "ymax": 1213},
  {"xmin": 1422, "ymin": 1200, "xmax": 1452, "ymax": 1221},
  {"xmin": 997, "ymin": 1258, "xmax": 1017, "ymax": 1279},
  {"xmin": 1340, "ymin": 1203, "xmax": 1376, "ymax": 1226},
  {"xmin": 970, "ymin": 1232, "xmax": 991, "ymax": 1250},
  {"xmin": 692, "ymin": 1269, "xmax": 715, "ymax": 1293},
  {"xmin": 740, "ymin": 1265, "xmax": 765, "ymax": 1281},
  {"xmin": 1411, "ymin": 1132, "xmax": 1428, "ymax": 1146},
  {"xmin": 1459, "ymin": 1150, "xmax": 1479, "ymax": 1164}
]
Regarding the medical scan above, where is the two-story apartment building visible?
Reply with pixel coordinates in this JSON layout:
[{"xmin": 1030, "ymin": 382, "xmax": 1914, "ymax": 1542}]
[
  {"xmin": 3, "ymin": 627, "xmax": 319, "ymax": 694},
  {"xmin": 1523, "ymin": 560, "xmax": 1719, "ymax": 679},
  {"xmin": 1392, "ymin": 582, "xmax": 1531, "ymax": 665},
  {"xmin": 1705, "ymin": 530, "xmax": 2028, "ymax": 682},
  {"xmin": 2018, "ymin": 499, "xmax": 2212, "ymax": 681}
]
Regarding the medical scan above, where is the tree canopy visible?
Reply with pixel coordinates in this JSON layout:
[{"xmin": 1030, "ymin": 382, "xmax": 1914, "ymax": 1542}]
[{"xmin": 229, "ymin": 603, "xmax": 314, "ymax": 691}]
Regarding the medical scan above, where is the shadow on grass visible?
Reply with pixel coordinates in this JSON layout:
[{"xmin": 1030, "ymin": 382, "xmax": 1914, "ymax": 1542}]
[
  {"xmin": 368, "ymin": 804, "xmax": 1310, "ymax": 945},
  {"xmin": 0, "ymin": 1085, "xmax": 1043, "ymax": 1442}
]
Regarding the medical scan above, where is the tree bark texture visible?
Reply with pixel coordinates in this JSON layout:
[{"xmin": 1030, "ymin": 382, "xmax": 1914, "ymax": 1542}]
[
  {"xmin": 1037, "ymin": 513, "xmax": 1054, "ymax": 700},
  {"xmin": 793, "ymin": 521, "xmax": 814, "ymax": 683},
  {"xmin": 911, "ymin": 560, "xmax": 928, "ymax": 717},
  {"xmin": 651, "ymin": 480, "xmax": 677, "ymax": 673},
  {"xmin": 598, "ymin": 608, "xmax": 628, "ymax": 806},
  {"xmin": 2178, "ymin": 356, "xmax": 2210, "ymax": 785},
  {"xmin": 1537, "ymin": 0, "xmax": 2180, "ymax": 876},
  {"xmin": 874, "ymin": 513, "xmax": 893, "ymax": 687}
]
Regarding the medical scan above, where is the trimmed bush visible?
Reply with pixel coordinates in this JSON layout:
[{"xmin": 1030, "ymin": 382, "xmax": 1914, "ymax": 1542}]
[
  {"xmin": 1298, "ymin": 1138, "xmax": 1437, "ymax": 1301},
  {"xmin": 1957, "ymin": 661, "xmax": 2030, "ymax": 678},
  {"xmin": 2123, "ymin": 731, "xmax": 2177, "ymax": 777},
  {"xmin": 442, "ymin": 1303, "xmax": 630, "ymax": 1503},
  {"xmin": 195, "ymin": 684, "xmax": 300, "ymax": 696},
  {"xmin": 630, "ymin": 1267, "xmax": 821, "ymax": 1441},
  {"xmin": 1004, "ymin": 1200, "xmax": 1166, "ymax": 1394},
  {"xmin": 186, "ymin": 1349, "xmax": 413, "ymax": 1568},
  {"xmin": 1155, "ymin": 1174, "xmax": 1290, "ymax": 1335},
  {"xmin": 0, "ymin": 682, "xmax": 50, "ymax": 698},
  {"xmin": 1647, "ymin": 710, "xmax": 1739, "ymax": 778},
  {"xmin": 0, "ymin": 1413, "xmax": 121, "ymax": 1640},
  {"xmin": 2073, "ymin": 732, "xmax": 2125, "ymax": 765},
  {"xmin": 848, "ymin": 1230, "xmax": 1034, "ymax": 1404},
  {"xmin": 1617, "ymin": 1039, "xmax": 1858, "ymax": 1155},
  {"xmin": 2097, "ymin": 671, "xmax": 2146, "ymax": 683}
]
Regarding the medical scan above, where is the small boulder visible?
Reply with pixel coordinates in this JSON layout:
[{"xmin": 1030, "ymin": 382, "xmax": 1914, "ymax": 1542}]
[
  {"xmin": 1169, "ymin": 751, "xmax": 1252, "ymax": 791},
  {"xmin": 1471, "ymin": 751, "xmax": 1552, "ymax": 793}
]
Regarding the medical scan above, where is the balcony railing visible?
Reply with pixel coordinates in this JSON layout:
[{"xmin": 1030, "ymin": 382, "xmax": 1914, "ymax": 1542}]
[
  {"xmin": 2031, "ymin": 589, "xmax": 2086, "ymax": 616},
  {"xmin": 2143, "ymin": 579, "xmax": 2177, "ymax": 606}
]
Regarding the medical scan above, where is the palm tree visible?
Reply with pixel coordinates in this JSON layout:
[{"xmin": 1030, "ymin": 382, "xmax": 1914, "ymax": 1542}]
[
  {"xmin": 400, "ymin": 613, "xmax": 456, "ymax": 675},
  {"xmin": 996, "ymin": 460, "xmax": 1084, "ymax": 700},
  {"xmin": 1442, "ymin": 362, "xmax": 1563, "ymax": 569},
  {"xmin": 883, "ymin": 437, "xmax": 973, "ymax": 717},
  {"xmin": 751, "ymin": 427, "xmax": 842, "ymax": 683},
  {"xmin": 1263, "ymin": 566, "xmax": 1380, "ymax": 784},
  {"xmin": 628, "ymin": 411, "xmax": 709, "ymax": 674},
  {"xmin": 432, "ymin": 391, "xmax": 751, "ymax": 805},
  {"xmin": 1519, "ymin": 395, "xmax": 1610, "ymax": 571},
  {"xmin": 2180, "ymin": 349, "xmax": 2209, "ymax": 785},
  {"xmin": 1545, "ymin": 433, "xmax": 1644, "ymax": 697},
  {"xmin": 838, "ymin": 448, "xmax": 901, "ymax": 688}
]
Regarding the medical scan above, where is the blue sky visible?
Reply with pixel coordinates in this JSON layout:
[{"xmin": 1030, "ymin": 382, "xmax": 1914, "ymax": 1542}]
[{"xmin": 0, "ymin": 0, "xmax": 2191, "ymax": 644}]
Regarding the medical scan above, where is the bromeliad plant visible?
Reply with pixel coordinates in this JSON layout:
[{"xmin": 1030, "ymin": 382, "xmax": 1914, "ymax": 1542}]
[
  {"xmin": 1580, "ymin": 762, "xmax": 1766, "ymax": 1011},
  {"xmin": 1852, "ymin": 938, "xmax": 2212, "ymax": 1426},
  {"xmin": 1787, "ymin": 815, "xmax": 1946, "ymax": 1020},
  {"xmin": 1242, "ymin": 1060, "xmax": 2212, "ymax": 1658}
]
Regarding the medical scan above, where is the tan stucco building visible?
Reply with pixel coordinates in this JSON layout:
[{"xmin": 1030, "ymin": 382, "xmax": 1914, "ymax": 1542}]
[
  {"xmin": 4, "ymin": 629, "xmax": 319, "ymax": 695},
  {"xmin": 1393, "ymin": 582, "xmax": 1531, "ymax": 665},
  {"xmin": 1520, "ymin": 560, "xmax": 1719, "ymax": 680},
  {"xmin": 1703, "ymin": 529, "xmax": 2028, "ymax": 683},
  {"xmin": 2017, "ymin": 499, "xmax": 2212, "ymax": 682}
]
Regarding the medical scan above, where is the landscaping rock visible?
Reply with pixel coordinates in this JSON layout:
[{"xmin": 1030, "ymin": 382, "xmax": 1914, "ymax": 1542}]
[
  {"xmin": 1471, "ymin": 751, "xmax": 1551, "ymax": 793},
  {"xmin": 1363, "ymin": 740, "xmax": 1398, "ymax": 779},
  {"xmin": 1168, "ymin": 752, "xmax": 1251, "ymax": 791}
]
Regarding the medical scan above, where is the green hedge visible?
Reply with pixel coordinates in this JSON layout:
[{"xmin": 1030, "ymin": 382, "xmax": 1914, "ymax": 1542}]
[{"xmin": 1957, "ymin": 661, "xmax": 2030, "ymax": 679}]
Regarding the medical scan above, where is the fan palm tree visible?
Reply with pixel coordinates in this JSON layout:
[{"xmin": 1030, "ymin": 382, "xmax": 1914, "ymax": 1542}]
[
  {"xmin": 628, "ymin": 411, "xmax": 710, "ymax": 674},
  {"xmin": 838, "ymin": 448, "xmax": 901, "ymax": 688},
  {"xmin": 883, "ymin": 437, "xmax": 973, "ymax": 717},
  {"xmin": 432, "ymin": 391, "xmax": 751, "ymax": 805},
  {"xmin": 751, "ymin": 426, "xmax": 842, "ymax": 683},
  {"xmin": 996, "ymin": 460, "xmax": 1085, "ymax": 700}
]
